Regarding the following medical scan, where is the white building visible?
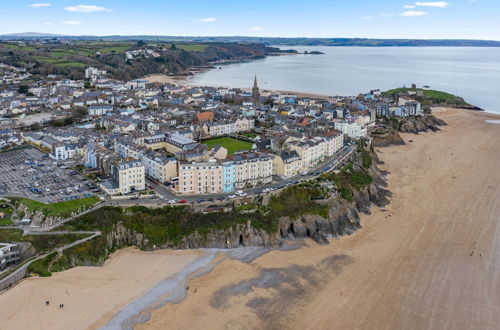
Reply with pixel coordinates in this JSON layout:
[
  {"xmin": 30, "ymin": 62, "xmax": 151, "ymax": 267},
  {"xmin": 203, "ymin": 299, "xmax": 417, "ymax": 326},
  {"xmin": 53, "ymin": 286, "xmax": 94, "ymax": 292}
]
[
  {"xmin": 88, "ymin": 105, "xmax": 113, "ymax": 116},
  {"xmin": 104, "ymin": 160, "xmax": 146, "ymax": 195},
  {"xmin": 85, "ymin": 67, "xmax": 107, "ymax": 81},
  {"xmin": 0, "ymin": 243, "xmax": 20, "ymax": 271},
  {"xmin": 334, "ymin": 121, "xmax": 367, "ymax": 139}
]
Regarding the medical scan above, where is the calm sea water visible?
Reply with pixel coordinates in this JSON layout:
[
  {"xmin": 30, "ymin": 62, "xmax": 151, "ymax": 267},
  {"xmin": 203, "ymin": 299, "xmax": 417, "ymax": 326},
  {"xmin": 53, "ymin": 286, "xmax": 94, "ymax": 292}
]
[{"xmin": 190, "ymin": 46, "xmax": 500, "ymax": 114}]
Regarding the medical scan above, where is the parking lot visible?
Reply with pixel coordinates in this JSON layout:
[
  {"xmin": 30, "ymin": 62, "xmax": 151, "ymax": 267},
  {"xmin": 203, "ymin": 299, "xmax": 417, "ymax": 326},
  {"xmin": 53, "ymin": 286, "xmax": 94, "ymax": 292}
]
[{"xmin": 0, "ymin": 147, "xmax": 99, "ymax": 203}]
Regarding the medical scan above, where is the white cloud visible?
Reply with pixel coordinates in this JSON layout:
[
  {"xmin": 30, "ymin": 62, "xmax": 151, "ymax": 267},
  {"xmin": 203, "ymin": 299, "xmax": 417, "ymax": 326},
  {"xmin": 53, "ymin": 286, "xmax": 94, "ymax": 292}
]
[
  {"xmin": 64, "ymin": 5, "xmax": 111, "ymax": 13},
  {"xmin": 250, "ymin": 26, "xmax": 264, "ymax": 31},
  {"xmin": 399, "ymin": 10, "xmax": 428, "ymax": 16},
  {"xmin": 29, "ymin": 3, "xmax": 51, "ymax": 7},
  {"xmin": 44, "ymin": 22, "xmax": 55, "ymax": 26},
  {"xmin": 196, "ymin": 17, "xmax": 217, "ymax": 23},
  {"xmin": 415, "ymin": 1, "xmax": 449, "ymax": 7},
  {"xmin": 361, "ymin": 16, "xmax": 373, "ymax": 20},
  {"xmin": 62, "ymin": 20, "xmax": 81, "ymax": 25},
  {"xmin": 404, "ymin": 5, "xmax": 416, "ymax": 8}
]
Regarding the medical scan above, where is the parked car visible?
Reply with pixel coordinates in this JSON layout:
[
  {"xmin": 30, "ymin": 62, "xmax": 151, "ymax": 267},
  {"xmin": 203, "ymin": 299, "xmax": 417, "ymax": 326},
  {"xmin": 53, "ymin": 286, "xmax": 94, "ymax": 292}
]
[{"xmin": 178, "ymin": 199, "xmax": 187, "ymax": 204}]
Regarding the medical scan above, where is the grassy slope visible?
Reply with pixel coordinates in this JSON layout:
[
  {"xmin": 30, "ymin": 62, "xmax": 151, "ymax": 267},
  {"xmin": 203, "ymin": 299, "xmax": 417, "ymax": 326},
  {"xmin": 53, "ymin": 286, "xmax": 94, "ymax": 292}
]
[
  {"xmin": 0, "ymin": 42, "xmax": 134, "ymax": 68},
  {"xmin": 13, "ymin": 196, "xmax": 100, "ymax": 218},
  {"xmin": 0, "ymin": 228, "xmax": 90, "ymax": 253},
  {"xmin": 382, "ymin": 88, "xmax": 467, "ymax": 105},
  {"xmin": 203, "ymin": 137, "xmax": 253, "ymax": 155},
  {"xmin": 170, "ymin": 44, "xmax": 208, "ymax": 52},
  {"xmin": 0, "ymin": 208, "xmax": 14, "ymax": 226}
]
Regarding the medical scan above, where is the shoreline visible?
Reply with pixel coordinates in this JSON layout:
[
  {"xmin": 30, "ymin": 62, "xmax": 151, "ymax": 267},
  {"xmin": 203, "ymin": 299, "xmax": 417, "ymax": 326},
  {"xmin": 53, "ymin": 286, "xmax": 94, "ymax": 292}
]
[{"xmin": 143, "ymin": 72, "xmax": 500, "ymax": 114}]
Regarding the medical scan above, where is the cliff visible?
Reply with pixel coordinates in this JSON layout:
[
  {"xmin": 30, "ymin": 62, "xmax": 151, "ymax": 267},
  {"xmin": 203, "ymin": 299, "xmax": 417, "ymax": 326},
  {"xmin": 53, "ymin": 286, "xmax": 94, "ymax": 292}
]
[
  {"xmin": 371, "ymin": 114, "xmax": 447, "ymax": 146},
  {"xmin": 103, "ymin": 152, "xmax": 391, "ymax": 250},
  {"xmin": 398, "ymin": 115, "xmax": 447, "ymax": 133}
]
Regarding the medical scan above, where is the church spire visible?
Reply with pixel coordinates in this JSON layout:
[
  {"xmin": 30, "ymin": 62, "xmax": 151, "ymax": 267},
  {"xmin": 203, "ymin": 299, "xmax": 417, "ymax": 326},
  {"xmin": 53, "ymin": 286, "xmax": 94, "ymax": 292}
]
[{"xmin": 252, "ymin": 75, "xmax": 260, "ymax": 105}]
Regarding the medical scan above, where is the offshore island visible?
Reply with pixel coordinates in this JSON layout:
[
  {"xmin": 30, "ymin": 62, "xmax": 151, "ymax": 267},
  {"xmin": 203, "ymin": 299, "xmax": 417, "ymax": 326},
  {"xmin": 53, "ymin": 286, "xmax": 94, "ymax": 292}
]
[{"xmin": 0, "ymin": 39, "xmax": 499, "ymax": 330}]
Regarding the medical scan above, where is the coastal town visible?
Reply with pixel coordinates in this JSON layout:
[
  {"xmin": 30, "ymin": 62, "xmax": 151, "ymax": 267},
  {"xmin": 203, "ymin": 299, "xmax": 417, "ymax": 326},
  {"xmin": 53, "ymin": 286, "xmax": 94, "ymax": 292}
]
[
  {"xmin": 1, "ymin": 61, "xmax": 424, "ymax": 205},
  {"xmin": 0, "ymin": 47, "xmax": 430, "ymax": 277}
]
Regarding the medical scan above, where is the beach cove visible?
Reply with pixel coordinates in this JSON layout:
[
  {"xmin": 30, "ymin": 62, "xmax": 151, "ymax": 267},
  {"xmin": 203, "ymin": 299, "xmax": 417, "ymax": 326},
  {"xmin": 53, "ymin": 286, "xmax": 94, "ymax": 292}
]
[{"xmin": 0, "ymin": 108, "xmax": 499, "ymax": 330}]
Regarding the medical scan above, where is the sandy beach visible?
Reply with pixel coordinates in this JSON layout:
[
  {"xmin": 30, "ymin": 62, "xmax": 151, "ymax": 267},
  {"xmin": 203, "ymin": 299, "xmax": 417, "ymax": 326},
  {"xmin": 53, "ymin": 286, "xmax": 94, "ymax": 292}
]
[
  {"xmin": 0, "ymin": 248, "xmax": 203, "ymax": 330},
  {"xmin": 143, "ymin": 73, "xmax": 330, "ymax": 99},
  {"xmin": 143, "ymin": 73, "xmax": 191, "ymax": 85},
  {"xmin": 0, "ymin": 107, "xmax": 498, "ymax": 330}
]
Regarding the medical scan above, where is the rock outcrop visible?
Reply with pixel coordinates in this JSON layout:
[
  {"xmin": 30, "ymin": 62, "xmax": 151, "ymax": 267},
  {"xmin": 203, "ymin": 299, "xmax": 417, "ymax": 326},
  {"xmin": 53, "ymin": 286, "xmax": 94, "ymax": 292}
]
[
  {"xmin": 398, "ymin": 115, "xmax": 446, "ymax": 133},
  {"xmin": 371, "ymin": 115, "xmax": 446, "ymax": 146},
  {"xmin": 107, "ymin": 222, "xmax": 149, "ymax": 250}
]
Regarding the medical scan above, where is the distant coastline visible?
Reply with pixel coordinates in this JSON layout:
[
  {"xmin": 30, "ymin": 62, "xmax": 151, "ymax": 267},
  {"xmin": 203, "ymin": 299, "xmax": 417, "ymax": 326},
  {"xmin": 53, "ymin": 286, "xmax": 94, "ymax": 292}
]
[{"xmin": 3, "ymin": 33, "xmax": 500, "ymax": 47}]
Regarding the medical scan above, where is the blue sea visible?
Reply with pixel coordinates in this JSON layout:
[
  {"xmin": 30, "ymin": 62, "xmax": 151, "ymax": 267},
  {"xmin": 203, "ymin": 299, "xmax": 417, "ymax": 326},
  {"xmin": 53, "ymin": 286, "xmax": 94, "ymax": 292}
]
[{"xmin": 190, "ymin": 46, "xmax": 500, "ymax": 114}]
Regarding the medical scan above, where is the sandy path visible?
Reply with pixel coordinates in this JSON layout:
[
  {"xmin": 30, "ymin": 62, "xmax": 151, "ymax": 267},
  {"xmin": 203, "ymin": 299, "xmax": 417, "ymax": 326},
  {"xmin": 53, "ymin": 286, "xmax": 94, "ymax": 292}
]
[
  {"xmin": 137, "ymin": 108, "xmax": 500, "ymax": 330},
  {"xmin": 0, "ymin": 248, "xmax": 202, "ymax": 330}
]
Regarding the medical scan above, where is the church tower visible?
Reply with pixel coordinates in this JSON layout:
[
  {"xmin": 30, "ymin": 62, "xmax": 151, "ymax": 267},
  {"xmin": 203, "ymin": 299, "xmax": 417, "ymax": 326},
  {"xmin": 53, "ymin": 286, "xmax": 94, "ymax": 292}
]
[{"xmin": 252, "ymin": 75, "xmax": 260, "ymax": 105}]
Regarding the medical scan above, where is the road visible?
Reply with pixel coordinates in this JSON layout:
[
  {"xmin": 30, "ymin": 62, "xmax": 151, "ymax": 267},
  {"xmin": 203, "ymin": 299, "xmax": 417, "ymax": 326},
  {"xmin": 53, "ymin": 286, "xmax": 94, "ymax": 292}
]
[{"xmin": 140, "ymin": 146, "xmax": 353, "ymax": 204}]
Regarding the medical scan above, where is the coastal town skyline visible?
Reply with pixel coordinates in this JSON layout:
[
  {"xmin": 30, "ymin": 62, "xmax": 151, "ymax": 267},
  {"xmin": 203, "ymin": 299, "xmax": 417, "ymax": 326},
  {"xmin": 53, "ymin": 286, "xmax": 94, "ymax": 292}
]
[{"xmin": 1, "ymin": 0, "xmax": 500, "ymax": 40}]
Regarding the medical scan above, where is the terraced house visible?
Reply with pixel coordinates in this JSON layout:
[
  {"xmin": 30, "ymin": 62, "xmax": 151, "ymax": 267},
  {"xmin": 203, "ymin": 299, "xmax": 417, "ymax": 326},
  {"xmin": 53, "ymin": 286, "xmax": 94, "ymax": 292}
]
[
  {"xmin": 229, "ymin": 152, "xmax": 274, "ymax": 189},
  {"xmin": 286, "ymin": 134, "xmax": 342, "ymax": 172},
  {"xmin": 177, "ymin": 160, "xmax": 223, "ymax": 194}
]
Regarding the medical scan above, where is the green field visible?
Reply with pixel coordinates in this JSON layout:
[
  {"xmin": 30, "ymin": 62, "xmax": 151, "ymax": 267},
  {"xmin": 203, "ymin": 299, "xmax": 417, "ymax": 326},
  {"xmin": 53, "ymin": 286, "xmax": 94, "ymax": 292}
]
[
  {"xmin": 170, "ymin": 44, "xmax": 208, "ymax": 52},
  {"xmin": 203, "ymin": 137, "xmax": 254, "ymax": 154},
  {"xmin": 53, "ymin": 62, "xmax": 86, "ymax": 67},
  {"xmin": 13, "ymin": 196, "xmax": 100, "ymax": 219},
  {"xmin": 0, "ymin": 42, "xmax": 134, "ymax": 68},
  {"xmin": 0, "ymin": 43, "xmax": 35, "ymax": 51}
]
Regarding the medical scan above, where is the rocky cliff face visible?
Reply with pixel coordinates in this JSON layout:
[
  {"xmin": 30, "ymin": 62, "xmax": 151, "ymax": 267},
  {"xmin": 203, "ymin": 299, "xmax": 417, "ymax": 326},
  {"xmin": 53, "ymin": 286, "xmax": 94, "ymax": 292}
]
[
  {"xmin": 104, "ymin": 155, "xmax": 391, "ymax": 250},
  {"xmin": 371, "ymin": 114, "xmax": 446, "ymax": 147},
  {"xmin": 371, "ymin": 131, "xmax": 406, "ymax": 147},
  {"xmin": 398, "ymin": 115, "xmax": 446, "ymax": 133},
  {"xmin": 12, "ymin": 204, "xmax": 64, "ymax": 227}
]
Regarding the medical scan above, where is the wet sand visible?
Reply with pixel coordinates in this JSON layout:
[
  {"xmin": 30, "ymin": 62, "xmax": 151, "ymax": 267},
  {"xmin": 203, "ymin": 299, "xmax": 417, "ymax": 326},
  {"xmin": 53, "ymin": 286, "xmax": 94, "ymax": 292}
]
[
  {"xmin": 138, "ymin": 107, "xmax": 500, "ymax": 330},
  {"xmin": 0, "ymin": 248, "xmax": 203, "ymax": 330}
]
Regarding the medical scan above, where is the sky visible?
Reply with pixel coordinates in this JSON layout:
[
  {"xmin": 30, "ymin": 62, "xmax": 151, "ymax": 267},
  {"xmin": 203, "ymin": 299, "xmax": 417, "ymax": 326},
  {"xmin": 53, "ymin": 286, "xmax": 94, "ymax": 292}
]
[{"xmin": 0, "ymin": 0, "xmax": 499, "ymax": 40}]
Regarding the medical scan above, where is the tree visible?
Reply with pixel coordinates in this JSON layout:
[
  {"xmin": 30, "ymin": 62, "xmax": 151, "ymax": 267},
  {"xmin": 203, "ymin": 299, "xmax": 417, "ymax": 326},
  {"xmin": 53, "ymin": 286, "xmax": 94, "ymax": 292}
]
[
  {"xmin": 136, "ymin": 40, "xmax": 146, "ymax": 47},
  {"xmin": 84, "ymin": 81, "xmax": 92, "ymax": 89},
  {"xmin": 18, "ymin": 85, "xmax": 29, "ymax": 94},
  {"xmin": 170, "ymin": 44, "xmax": 177, "ymax": 51}
]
